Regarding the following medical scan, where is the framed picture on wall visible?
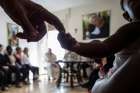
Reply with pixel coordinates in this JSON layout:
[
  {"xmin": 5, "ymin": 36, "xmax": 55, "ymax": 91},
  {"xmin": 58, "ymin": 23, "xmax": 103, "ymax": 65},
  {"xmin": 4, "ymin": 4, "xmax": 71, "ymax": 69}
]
[
  {"xmin": 7, "ymin": 23, "xmax": 19, "ymax": 47},
  {"xmin": 82, "ymin": 10, "xmax": 111, "ymax": 40}
]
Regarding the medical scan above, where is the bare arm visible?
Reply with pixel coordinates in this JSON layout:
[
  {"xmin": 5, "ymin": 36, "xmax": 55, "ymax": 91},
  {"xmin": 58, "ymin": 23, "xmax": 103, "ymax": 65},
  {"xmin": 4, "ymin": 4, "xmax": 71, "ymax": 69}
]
[
  {"xmin": 0, "ymin": 0, "xmax": 35, "ymax": 31},
  {"xmin": 0, "ymin": 0, "xmax": 38, "ymax": 40},
  {"xmin": 42, "ymin": 10, "xmax": 65, "ymax": 32},
  {"xmin": 0, "ymin": 0, "xmax": 65, "ymax": 41},
  {"xmin": 20, "ymin": 0, "xmax": 65, "ymax": 32},
  {"xmin": 73, "ymin": 22, "xmax": 140, "ymax": 58}
]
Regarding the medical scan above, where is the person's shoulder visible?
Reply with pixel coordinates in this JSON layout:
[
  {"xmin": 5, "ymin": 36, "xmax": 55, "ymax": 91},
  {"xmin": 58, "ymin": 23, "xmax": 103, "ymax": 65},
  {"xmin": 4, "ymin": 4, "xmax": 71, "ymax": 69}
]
[{"xmin": 52, "ymin": 53, "xmax": 56, "ymax": 56}]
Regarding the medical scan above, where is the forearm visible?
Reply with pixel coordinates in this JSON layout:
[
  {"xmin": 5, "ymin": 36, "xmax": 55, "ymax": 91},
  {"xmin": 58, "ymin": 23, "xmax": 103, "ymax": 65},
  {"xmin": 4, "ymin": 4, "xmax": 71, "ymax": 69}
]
[
  {"xmin": 0, "ymin": 0, "xmax": 34, "ymax": 32},
  {"xmin": 73, "ymin": 22, "xmax": 140, "ymax": 58},
  {"xmin": 72, "ymin": 42, "xmax": 110, "ymax": 58},
  {"xmin": 20, "ymin": 0, "xmax": 65, "ymax": 32},
  {"xmin": 42, "ymin": 10, "xmax": 65, "ymax": 32}
]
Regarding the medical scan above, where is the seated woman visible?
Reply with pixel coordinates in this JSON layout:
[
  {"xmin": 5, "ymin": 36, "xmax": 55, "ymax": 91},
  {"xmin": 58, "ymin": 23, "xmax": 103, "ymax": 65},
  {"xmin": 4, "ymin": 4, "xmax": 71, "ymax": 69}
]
[
  {"xmin": 57, "ymin": 0, "xmax": 140, "ymax": 93},
  {"xmin": 14, "ymin": 47, "xmax": 30, "ymax": 84}
]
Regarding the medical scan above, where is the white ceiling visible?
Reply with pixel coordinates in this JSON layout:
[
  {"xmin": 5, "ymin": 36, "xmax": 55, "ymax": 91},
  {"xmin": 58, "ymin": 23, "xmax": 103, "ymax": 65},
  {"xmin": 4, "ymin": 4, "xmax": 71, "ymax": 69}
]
[{"xmin": 32, "ymin": 0, "xmax": 94, "ymax": 12}]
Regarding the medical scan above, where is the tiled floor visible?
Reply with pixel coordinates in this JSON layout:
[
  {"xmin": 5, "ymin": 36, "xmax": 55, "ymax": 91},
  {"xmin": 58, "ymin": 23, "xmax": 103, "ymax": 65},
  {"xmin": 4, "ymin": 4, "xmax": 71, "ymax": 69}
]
[{"xmin": 3, "ymin": 75, "xmax": 87, "ymax": 93}]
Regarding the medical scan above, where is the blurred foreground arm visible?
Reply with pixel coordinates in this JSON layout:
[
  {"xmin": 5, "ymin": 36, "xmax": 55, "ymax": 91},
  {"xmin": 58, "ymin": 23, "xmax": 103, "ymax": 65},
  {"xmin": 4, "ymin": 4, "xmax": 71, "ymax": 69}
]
[{"xmin": 0, "ymin": 0, "xmax": 65, "ymax": 42}]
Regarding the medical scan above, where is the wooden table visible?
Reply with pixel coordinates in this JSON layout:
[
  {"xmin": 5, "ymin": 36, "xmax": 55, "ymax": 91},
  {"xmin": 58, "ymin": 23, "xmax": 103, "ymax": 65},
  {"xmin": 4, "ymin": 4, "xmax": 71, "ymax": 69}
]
[{"xmin": 56, "ymin": 60, "xmax": 94, "ymax": 88}]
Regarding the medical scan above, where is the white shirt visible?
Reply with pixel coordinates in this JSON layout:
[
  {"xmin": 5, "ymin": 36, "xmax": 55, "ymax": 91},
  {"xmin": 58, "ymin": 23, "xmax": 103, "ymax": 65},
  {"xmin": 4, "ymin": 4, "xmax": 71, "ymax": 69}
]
[
  {"xmin": 91, "ymin": 27, "xmax": 101, "ymax": 35},
  {"xmin": 21, "ymin": 54, "xmax": 31, "ymax": 65},
  {"xmin": 45, "ymin": 52, "xmax": 56, "ymax": 63}
]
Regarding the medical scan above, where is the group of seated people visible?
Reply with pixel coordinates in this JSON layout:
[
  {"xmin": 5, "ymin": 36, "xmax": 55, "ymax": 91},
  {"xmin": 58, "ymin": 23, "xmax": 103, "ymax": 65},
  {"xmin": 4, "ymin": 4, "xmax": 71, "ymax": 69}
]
[{"xmin": 0, "ymin": 44, "xmax": 39, "ymax": 91}]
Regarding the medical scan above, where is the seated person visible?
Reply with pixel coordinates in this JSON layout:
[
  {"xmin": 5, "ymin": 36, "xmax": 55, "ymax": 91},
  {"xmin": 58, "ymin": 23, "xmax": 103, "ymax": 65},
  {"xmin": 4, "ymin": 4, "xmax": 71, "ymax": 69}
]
[
  {"xmin": 82, "ymin": 54, "xmax": 114, "ymax": 92},
  {"xmin": 22, "ymin": 47, "xmax": 39, "ymax": 81},
  {"xmin": 0, "ymin": 44, "xmax": 10, "ymax": 91},
  {"xmin": 4, "ymin": 45, "xmax": 22, "ymax": 87},
  {"xmin": 45, "ymin": 48, "xmax": 57, "ymax": 81},
  {"xmin": 14, "ymin": 47, "xmax": 30, "ymax": 84}
]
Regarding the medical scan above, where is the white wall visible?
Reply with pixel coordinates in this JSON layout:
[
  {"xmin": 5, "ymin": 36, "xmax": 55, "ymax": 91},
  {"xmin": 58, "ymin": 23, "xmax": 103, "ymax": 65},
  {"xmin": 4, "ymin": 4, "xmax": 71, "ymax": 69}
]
[
  {"xmin": 54, "ymin": 0, "xmax": 127, "ymax": 42},
  {"xmin": 0, "ymin": 7, "xmax": 13, "ymax": 46}
]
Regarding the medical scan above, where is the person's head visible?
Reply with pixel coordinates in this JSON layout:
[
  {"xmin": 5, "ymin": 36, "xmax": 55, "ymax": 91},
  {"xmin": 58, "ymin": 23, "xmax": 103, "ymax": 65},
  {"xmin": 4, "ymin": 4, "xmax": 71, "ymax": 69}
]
[
  {"xmin": 90, "ymin": 15, "xmax": 104, "ymax": 27},
  {"xmin": 16, "ymin": 47, "xmax": 22, "ymax": 54},
  {"xmin": 6, "ymin": 45, "xmax": 13, "ymax": 55},
  {"xmin": 48, "ymin": 48, "xmax": 52, "ymax": 53},
  {"xmin": 90, "ymin": 15, "xmax": 98, "ymax": 25},
  {"xmin": 121, "ymin": 0, "xmax": 140, "ymax": 22},
  {"xmin": 23, "ymin": 47, "xmax": 28, "ymax": 54}
]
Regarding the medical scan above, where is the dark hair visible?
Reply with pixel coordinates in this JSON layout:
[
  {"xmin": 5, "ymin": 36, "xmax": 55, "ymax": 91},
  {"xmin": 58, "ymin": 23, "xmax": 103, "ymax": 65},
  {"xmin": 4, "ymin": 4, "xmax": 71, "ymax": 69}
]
[
  {"xmin": 121, "ymin": 0, "xmax": 140, "ymax": 20},
  {"xmin": 23, "ymin": 47, "xmax": 28, "ymax": 53},
  {"xmin": 0, "ymin": 44, "xmax": 2, "ymax": 48},
  {"xmin": 6, "ymin": 45, "xmax": 12, "ymax": 51},
  {"xmin": 6, "ymin": 45, "xmax": 12, "ymax": 54},
  {"xmin": 120, "ymin": 0, "xmax": 124, "ymax": 10},
  {"xmin": 16, "ymin": 47, "xmax": 21, "ymax": 51},
  {"xmin": 23, "ymin": 47, "xmax": 29, "ymax": 57}
]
